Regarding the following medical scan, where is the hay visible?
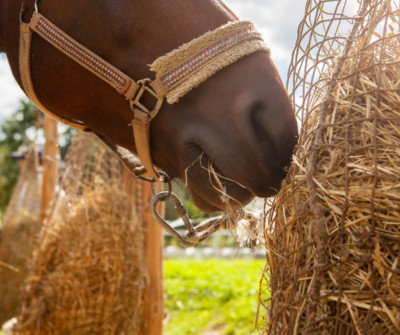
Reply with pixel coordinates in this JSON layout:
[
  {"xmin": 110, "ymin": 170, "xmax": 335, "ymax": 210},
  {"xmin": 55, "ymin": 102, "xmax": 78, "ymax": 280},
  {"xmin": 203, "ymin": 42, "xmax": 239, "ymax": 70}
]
[
  {"xmin": 0, "ymin": 147, "xmax": 42, "ymax": 325},
  {"xmin": 259, "ymin": 1, "xmax": 400, "ymax": 334},
  {"xmin": 15, "ymin": 133, "xmax": 145, "ymax": 335}
]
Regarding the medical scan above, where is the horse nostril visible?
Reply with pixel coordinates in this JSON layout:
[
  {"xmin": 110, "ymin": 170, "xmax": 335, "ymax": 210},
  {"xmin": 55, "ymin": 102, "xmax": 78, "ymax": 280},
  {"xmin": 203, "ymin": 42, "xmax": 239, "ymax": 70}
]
[
  {"xmin": 249, "ymin": 99, "xmax": 297, "ymax": 161},
  {"xmin": 247, "ymin": 98, "xmax": 297, "ymax": 177},
  {"xmin": 250, "ymin": 102, "xmax": 271, "ymax": 148}
]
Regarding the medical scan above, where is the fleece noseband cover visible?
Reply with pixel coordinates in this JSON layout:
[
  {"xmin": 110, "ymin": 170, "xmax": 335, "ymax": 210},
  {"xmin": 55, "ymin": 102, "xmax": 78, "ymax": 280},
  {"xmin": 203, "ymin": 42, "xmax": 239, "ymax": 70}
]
[{"xmin": 150, "ymin": 20, "xmax": 270, "ymax": 103}]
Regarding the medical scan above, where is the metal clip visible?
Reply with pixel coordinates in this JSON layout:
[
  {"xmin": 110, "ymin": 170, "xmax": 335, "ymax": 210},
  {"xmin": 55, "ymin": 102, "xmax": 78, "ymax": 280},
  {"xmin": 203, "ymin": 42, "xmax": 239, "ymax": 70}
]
[
  {"xmin": 19, "ymin": 3, "xmax": 26, "ymax": 24},
  {"xmin": 150, "ymin": 192, "xmax": 197, "ymax": 248},
  {"xmin": 130, "ymin": 79, "xmax": 164, "ymax": 120},
  {"xmin": 150, "ymin": 191, "xmax": 231, "ymax": 248},
  {"xmin": 148, "ymin": 171, "xmax": 236, "ymax": 248}
]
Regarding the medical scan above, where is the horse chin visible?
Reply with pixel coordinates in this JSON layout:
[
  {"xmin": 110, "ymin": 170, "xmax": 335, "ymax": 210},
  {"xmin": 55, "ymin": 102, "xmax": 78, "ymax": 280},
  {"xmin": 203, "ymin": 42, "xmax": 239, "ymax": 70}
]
[
  {"xmin": 178, "ymin": 145, "xmax": 257, "ymax": 213},
  {"xmin": 186, "ymin": 181, "xmax": 255, "ymax": 214}
]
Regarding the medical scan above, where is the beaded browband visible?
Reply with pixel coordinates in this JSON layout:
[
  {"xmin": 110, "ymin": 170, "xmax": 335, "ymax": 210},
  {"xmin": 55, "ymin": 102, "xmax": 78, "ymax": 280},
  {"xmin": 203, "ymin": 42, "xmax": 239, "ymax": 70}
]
[{"xmin": 19, "ymin": 5, "xmax": 270, "ymax": 179}]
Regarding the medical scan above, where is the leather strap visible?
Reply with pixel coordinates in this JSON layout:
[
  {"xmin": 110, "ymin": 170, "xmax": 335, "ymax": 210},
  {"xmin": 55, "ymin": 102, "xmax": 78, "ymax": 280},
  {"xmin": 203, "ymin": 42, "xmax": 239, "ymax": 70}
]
[
  {"xmin": 19, "ymin": 22, "xmax": 91, "ymax": 132},
  {"xmin": 21, "ymin": 12, "xmax": 160, "ymax": 177},
  {"xmin": 94, "ymin": 130, "xmax": 147, "ymax": 176},
  {"xmin": 19, "ymin": 21, "xmax": 150, "ymax": 176},
  {"xmin": 29, "ymin": 12, "xmax": 141, "ymax": 100},
  {"xmin": 132, "ymin": 109, "xmax": 159, "ymax": 179}
]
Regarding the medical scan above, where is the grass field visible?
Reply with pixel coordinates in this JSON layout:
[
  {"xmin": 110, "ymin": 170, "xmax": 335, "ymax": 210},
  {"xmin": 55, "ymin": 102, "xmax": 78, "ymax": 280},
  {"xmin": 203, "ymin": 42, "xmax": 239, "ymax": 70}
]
[
  {"xmin": 1, "ymin": 259, "xmax": 267, "ymax": 335},
  {"xmin": 164, "ymin": 259, "xmax": 266, "ymax": 335}
]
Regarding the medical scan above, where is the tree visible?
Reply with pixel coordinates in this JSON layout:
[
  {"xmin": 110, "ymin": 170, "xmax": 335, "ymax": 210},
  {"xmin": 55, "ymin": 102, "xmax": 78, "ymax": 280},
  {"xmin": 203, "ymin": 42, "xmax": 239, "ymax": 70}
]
[
  {"xmin": 0, "ymin": 100, "xmax": 74, "ymax": 215},
  {"xmin": 0, "ymin": 101, "xmax": 38, "ymax": 213}
]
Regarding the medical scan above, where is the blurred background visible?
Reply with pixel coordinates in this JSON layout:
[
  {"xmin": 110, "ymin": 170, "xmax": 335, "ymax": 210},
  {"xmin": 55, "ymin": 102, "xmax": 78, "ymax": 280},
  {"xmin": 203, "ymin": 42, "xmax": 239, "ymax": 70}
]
[{"xmin": 0, "ymin": 1, "xmax": 306, "ymax": 334}]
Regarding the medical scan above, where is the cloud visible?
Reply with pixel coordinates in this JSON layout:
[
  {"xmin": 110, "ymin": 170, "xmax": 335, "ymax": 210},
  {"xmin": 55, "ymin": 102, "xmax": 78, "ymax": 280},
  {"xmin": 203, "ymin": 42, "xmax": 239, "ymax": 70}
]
[
  {"xmin": 224, "ymin": 0, "xmax": 307, "ymax": 77},
  {"xmin": 0, "ymin": 56, "xmax": 27, "ymax": 124}
]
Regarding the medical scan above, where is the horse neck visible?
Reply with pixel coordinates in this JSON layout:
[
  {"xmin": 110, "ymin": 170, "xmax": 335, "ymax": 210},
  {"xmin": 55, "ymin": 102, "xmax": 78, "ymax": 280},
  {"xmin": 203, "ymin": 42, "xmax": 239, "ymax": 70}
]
[
  {"xmin": 44, "ymin": 0, "xmax": 236, "ymax": 78},
  {"xmin": 85, "ymin": 0, "xmax": 236, "ymax": 77},
  {"xmin": 0, "ymin": 0, "xmax": 4, "ymax": 53}
]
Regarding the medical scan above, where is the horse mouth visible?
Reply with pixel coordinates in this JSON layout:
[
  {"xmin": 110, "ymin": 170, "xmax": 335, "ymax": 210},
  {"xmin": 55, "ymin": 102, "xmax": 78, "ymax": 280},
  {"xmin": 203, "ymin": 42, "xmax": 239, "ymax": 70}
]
[{"xmin": 181, "ymin": 143, "xmax": 255, "ymax": 213}]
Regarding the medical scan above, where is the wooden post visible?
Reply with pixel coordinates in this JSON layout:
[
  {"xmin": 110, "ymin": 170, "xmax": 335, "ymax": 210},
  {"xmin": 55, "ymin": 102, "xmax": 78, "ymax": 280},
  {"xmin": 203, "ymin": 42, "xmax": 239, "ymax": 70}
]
[
  {"xmin": 41, "ymin": 115, "xmax": 59, "ymax": 220},
  {"xmin": 137, "ymin": 176, "xmax": 164, "ymax": 335}
]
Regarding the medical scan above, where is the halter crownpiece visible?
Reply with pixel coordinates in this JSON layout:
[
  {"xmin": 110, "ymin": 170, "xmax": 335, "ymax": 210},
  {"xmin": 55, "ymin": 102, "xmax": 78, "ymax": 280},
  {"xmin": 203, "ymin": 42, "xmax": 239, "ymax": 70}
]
[{"xmin": 19, "ymin": 3, "xmax": 270, "ymax": 179}]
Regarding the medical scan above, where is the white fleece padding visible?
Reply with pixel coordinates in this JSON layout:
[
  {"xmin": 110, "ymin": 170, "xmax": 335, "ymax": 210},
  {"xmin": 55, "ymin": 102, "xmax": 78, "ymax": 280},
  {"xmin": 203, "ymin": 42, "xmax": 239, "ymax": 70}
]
[{"xmin": 150, "ymin": 20, "xmax": 270, "ymax": 103}]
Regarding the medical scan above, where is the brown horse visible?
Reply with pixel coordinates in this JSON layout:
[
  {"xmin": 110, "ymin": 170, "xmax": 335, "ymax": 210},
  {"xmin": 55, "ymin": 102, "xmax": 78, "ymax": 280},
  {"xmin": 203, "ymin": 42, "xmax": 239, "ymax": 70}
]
[{"xmin": 0, "ymin": 0, "xmax": 298, "ymax": 213}]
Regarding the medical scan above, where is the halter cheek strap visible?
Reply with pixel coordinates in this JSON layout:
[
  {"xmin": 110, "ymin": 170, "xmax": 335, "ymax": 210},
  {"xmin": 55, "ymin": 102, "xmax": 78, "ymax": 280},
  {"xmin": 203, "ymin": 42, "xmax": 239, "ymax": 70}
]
[
  {"xmin": 19, "ymin": 23, "xmax": 90, "ymax": 132},
  {"xmin": 19, "ymin": 5, "xmax": 270, "ymax": 181},
  {"xmin": 29, "ymin": 12, "xmax": 141, "ymax": 100},
  {"xmin": 19, "ymin": 10, "xmax": 161, "ymax": 179}
]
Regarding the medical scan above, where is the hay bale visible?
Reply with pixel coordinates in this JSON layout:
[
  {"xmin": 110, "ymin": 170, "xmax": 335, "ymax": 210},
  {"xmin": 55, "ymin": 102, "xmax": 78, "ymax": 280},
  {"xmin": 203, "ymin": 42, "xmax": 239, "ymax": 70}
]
[
  {"xmin": 260, "ymin": 1, "xmax": 400, "ymax": 334},
  {"xmin": 0, "ymin": 148, "xmax": 42, "ymax": 325},
  {"xmin": 15, "ymin": 133, "xmax": 145, "ymax": 335}
]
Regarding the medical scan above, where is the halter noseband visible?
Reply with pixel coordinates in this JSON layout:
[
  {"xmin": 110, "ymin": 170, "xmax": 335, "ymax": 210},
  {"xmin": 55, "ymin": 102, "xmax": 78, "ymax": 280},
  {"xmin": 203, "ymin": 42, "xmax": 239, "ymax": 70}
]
[{"xmin": 19, "ymin": 2, "xmax": 269, "ymax": 180}]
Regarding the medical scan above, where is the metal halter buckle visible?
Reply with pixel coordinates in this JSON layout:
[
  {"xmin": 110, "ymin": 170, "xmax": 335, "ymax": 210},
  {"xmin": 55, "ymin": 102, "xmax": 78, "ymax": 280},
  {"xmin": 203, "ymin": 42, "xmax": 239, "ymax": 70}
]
[{"xmin": 130, "ymin": 79, "xmax": 164, "ymax": 120}]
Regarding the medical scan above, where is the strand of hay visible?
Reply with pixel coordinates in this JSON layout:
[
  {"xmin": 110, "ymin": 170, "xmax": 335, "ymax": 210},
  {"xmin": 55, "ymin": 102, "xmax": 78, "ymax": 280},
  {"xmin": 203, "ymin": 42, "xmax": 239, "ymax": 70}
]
[
  {"xmin": 0, "ymin": 147, "xmax": 42, "ymax": 325},
  {"xmin": 15, "ymin": 133, "xmax": 145, "ymax": 335},
  {"xmin": 259, "ymin": 0, "xmax": 400, "ymax": 334}
]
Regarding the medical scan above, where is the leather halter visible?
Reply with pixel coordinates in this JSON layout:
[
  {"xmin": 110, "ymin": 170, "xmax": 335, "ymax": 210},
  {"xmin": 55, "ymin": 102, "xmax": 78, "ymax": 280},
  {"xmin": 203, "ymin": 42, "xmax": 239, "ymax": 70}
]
[
  {"xmin": 19, "ymin": 3, "xmax": 267, "ymax": 180},
  {"xmin": 19, "ymin": 7, "xmax": 162, "ymax": 179}
]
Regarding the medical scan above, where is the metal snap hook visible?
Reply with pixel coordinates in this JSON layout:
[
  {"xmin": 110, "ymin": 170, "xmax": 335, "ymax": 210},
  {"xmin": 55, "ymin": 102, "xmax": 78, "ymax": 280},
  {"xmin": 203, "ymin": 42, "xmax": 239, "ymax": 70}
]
[
  {"xmin": 148, "ymin": 172, "xmax": 227, "ymax": 248},
  {"xmin": 150, "ymin": 192, "xmax": 196, "ymax": 248}
]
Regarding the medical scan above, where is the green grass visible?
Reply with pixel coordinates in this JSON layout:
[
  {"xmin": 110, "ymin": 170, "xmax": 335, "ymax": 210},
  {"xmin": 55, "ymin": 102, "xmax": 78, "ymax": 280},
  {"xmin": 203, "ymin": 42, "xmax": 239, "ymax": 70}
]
[
  {"xmin": 164, "ymin": 259, "xmax": 267, "ymax": 335},
  {"xmin": 0, "ymin": 260, "xmax": 266, "ymax": 335}
]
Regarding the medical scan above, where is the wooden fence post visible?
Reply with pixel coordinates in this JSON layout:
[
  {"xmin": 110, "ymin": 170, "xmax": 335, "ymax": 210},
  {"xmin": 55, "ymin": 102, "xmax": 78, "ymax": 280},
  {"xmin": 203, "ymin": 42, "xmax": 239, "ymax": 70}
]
[
  {"xmin": 41, "ymin": 115, "xmax": 59, "ymax": 220},
  {"xmin": 137, "ymin": 176, "xmax": 164, "ymax": 335}
]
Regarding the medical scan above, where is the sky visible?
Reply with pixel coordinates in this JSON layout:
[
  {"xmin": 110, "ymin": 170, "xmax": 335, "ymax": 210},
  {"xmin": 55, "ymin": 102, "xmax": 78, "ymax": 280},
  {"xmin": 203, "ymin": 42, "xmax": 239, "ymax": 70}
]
[{"xmin": 0, "ymin": 0, "xmax": 307, "ymax": 126}]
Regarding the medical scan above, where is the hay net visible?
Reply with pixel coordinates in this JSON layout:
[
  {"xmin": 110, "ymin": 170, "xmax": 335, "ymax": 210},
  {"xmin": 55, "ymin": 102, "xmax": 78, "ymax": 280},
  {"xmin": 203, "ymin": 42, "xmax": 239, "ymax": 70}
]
[
  {"xmin": 16, "ymin": 132, "xmax": 145, "ymax": 335},
  {"xmin": 1, "ymin": 146, "xmax": 42, "ymax": 229},
  {"xmin": 259, "ymin": 0, "xmax": 400, "ymax": 334},
  {"xmin": 0, "ymin": 146, "xmax": 42, "ymax": 325}
]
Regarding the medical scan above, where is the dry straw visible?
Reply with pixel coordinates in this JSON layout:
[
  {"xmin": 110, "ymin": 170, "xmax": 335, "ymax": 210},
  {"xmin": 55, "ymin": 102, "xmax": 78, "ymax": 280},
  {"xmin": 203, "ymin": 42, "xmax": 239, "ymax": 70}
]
[
  {"xmin": 0, "ymin": 147, "xmax": 42, "ymax": 325},
  {"xmin": 15, "ymin": 133, "xmax": 145, "ymax": 335},
  {"xmin": 259, "ymin": 0, "xmax": 400, "ymax": 334}
]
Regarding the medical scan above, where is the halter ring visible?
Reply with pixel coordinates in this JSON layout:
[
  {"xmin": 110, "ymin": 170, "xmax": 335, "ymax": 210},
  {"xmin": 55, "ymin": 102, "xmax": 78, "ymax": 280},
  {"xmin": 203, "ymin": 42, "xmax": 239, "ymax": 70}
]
[
  {"xmin": 151, "ymin": 172, "xmax": 172, "ymax": 201},
  {"xmin": 19, "ymin": 3, "xmax": 26, "ymax": 23},
  {"xmin": 130, "ymin": 79, "xmax": 164, "ymax": 120}
]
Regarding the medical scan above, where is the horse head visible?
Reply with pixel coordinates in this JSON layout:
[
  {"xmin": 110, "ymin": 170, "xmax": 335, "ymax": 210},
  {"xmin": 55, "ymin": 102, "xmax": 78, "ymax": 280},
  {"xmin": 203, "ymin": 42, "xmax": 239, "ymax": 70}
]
[{"xmin": 1, "ymin": 0, "xmax": 298, "ymax": 213}]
